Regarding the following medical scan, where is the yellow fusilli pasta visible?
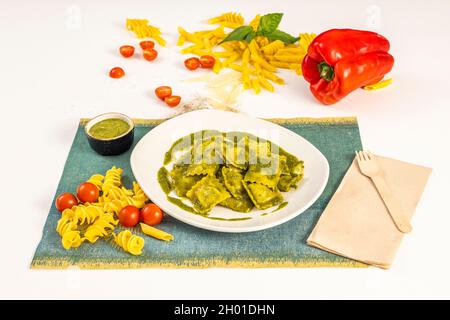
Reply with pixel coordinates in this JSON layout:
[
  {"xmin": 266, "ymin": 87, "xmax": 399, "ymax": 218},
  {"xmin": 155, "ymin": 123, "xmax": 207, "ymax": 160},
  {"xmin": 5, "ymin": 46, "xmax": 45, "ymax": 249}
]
[
  {"xmin": 56, "ymin": 216, "xmax": 82, "ymax": 250},
  {"xmin": 83, "ymin": 212, "xmax": 118, "ymax": 243},
  {"xmin": 208, "ymin": 12, "xmax": 244, "ymax": 29},
  {"xmin": 62, "ymin": 204, "xmax": 104, "ymax": 225},
  {"xmin": 102, "ymin": 166, "xmax": 123, "ymax": 196},
  {"xmin": 114, "ymin": 230, "xmax": 145, "ymax": 256},
  {"xmin": 87, "ymin": 174, "xmax": 104, "ymax": 190},
  {"xmin": 126, "ymin": 19, "xmax": 166, "ymax": 46}
]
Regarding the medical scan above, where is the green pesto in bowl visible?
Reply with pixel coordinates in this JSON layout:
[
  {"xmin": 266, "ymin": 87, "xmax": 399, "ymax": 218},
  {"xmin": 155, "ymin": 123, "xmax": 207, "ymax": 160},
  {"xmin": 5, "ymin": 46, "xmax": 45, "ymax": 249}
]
[{"xmin": 88, "ymin": 118, "xmax": 130, "ymax": 140}]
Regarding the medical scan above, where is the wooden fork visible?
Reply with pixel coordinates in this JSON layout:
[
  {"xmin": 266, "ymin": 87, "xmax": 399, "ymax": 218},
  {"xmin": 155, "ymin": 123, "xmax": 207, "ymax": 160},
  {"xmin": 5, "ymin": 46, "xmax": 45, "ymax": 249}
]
[{"xmin": 355, "ymin": 151, "xmax": 412, "ymax": 233}]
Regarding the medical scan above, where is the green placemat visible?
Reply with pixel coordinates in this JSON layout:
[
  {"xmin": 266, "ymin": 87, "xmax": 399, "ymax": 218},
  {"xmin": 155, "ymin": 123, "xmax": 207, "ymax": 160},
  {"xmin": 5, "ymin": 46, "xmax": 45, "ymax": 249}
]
[{"xmin": 31, "ymin": 116, "xmax": 366, "ymax": 269}]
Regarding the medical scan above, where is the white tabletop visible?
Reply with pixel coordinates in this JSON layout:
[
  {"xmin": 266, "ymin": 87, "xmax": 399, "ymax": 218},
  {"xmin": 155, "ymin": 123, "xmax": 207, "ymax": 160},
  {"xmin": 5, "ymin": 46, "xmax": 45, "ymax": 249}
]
[{"xmin": 1, "ymin": 0, "xmax": 449, "ymax": 299}]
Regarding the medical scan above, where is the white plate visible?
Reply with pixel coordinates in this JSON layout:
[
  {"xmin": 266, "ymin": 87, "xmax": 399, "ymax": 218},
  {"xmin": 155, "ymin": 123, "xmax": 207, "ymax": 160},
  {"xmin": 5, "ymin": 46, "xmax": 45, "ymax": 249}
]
[{"xmin": 130, "ymin": 110, "xmax": 329, "ymax": 233}]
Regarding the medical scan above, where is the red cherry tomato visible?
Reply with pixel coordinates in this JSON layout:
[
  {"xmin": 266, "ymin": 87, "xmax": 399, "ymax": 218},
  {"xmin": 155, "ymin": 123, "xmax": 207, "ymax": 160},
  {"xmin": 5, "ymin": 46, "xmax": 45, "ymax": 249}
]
[
  {"xmin": 109, "ymin": 67, "xmax": 125, "ymax": 78},
  {"xmin": 76, "ymin": 182, "xmax": 99, "ymax": 203},
  {"xmin": 55, "ymin": 193, "xmax": 78, "ymax": 213},
  {"xmin": 199, "ymin": 55, "xmax": 216, "ymax": 68},
  {"xmin": 184, "ymin": 57, "xmax": 200, "ymax": 70},
  {"xmin": 164, "ymin": 95, "xmax": 181, "ymax": 107},
  {"xmin": 118, "ymin": 205, "xmax": 141, "ymax": 227},
  {"xmin": 143, "ymin": 49, "xmax": 158, "ymax": 61},
  {"xmin": 140, "ymin": 204, "xmax": 164, "ymax": 226},
  {"xmin": 155, "ymin": 86, "xmax": 172, "ymax": 100},
  {"xmin": 119, "ymin": 45, "xmax": 135, "ymax": 58},
  {"xmin": 140, "ymin": 41, "xmax": 155, "ymax": 50}
]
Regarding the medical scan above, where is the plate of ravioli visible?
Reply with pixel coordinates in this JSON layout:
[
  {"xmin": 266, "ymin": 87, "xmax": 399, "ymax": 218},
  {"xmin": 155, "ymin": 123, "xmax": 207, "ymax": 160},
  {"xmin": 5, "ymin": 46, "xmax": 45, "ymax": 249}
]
[{"xmin": 131, "ymin": 110, "xmax": 329, "ymax": 233}]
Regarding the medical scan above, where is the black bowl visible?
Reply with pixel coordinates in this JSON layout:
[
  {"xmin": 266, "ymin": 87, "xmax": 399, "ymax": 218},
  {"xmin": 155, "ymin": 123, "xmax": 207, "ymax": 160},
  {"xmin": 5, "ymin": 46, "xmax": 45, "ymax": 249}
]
[{"xmin": 85, "ymin": 112, "xmax": 135, "ymax": 156}]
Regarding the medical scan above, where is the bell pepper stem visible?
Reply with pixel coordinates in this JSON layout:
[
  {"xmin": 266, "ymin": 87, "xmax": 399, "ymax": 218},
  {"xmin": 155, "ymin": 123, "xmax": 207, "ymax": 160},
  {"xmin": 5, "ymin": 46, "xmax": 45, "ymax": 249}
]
[{"xmin": 318, "ymin": 62, "xmax": 334, "ymax": 81}]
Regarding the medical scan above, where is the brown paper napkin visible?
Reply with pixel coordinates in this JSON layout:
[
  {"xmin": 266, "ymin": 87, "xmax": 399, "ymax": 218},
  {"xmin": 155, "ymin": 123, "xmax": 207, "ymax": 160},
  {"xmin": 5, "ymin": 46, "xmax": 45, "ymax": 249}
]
[{"xmin": 307, "ymin": 155, "xmax": 431, "ymax": 269}]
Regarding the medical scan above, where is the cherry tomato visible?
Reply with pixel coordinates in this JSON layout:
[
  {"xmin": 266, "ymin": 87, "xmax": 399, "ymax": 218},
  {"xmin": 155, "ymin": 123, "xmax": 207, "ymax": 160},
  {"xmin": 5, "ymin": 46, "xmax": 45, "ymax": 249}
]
[
  {"xmin": 76, "ymin": 182, "xmax": 99, "ymax": 203},
  {"xmin": 140, "ymin": 204, "xmax": 164, "ymax": 226},
  {"xmin": 109, "ymin": 67, "xmax": 125, "ymax": 78},
  {"xmin": 155, "ymin": 86, "xmax": 172, "ymax": 100},
  {"xmin": 199, "ymin": 55, "xmax": 216, "ymax": 68},
  {"xmin": 119, "ymin": 205, "xmax": 141, "ymax": 227},
  {"xmin": 164, "ymin": 95, "xmax": 181, "ymax": 107},
  {"xmin": 140, "ymin": 41, "xmax": 155, "ymax": 50},
  {"xmin": 184, "ymin": 57, "xmax": 200, "ymax": 70},
  {"xmin": 55, "ymin": 193, "xmax": 78, "ymax": 213},
  {"xmin": 119, "ymin": 45, "xmax": 135, "ymax": 58},
  {"xmin": 143, "ymin": 48, "xmax": 158, "ymax": 61}
]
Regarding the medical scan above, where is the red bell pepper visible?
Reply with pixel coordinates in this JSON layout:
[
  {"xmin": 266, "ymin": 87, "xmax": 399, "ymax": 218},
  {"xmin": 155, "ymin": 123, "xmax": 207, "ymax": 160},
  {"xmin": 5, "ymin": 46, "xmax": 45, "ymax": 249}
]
[{"xmin": 302, "ymin": 29, "xmax": 394, "ymax": 105}]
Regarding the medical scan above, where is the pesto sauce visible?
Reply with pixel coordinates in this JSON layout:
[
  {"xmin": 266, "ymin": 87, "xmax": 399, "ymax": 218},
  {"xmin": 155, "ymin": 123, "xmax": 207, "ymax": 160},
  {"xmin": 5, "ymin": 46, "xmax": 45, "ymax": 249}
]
[
  {"xmin": 261, "ymin": 202, "xmax": 289, "ymax": 216},
  {"xmin": 207, "ymin": 216, "xmax": 252, "ymax": 222},
  {"xmin": 157, "ymin": 167, "xmax": 173, "ymax": 194},
  {"xmin": 89, "ymin": 118, "xmax": 130, "ymax": 139}
]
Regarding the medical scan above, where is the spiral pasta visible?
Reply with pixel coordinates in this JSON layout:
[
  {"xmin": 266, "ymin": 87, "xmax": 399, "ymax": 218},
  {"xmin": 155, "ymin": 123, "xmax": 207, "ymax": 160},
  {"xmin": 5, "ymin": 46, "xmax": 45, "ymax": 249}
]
[
  {"xmin": 114, "ymin": 230, "xmax": 145, "ymax": 256},
  {"xmin": 56, "ymin": 216, "xmax": 82, "ymax": 250},
  {"xmin": 62, "ymin": 204, "xmax": 104, "ymax": 225},
  {"xmin": 126, "ymin": 18, "xmax": 166, "ymax": 46},
  {"xmin": 132, "ymin": 182, "xmax": 149, "ymax": 203},
  {"xmin": 55, "ymin": 166, "xmax": 151, "ymax": 252},
  {"xmin": 87, "ymin": 174, "xmax": 104, "ymax": 190},
  {"xmin": 83, "ymin": 212, "xmax": 118, "ymax": 243},
  {"xmin": 103, "ymin": 196, "xmax": 146, "ymax": 215},
  {"xmin": 102, "ymin": 166, "xmax": 123, "ymax": 196},
  {"xmin": 208, "ymin": 12, "xmax": 244, "ymax": 29}
]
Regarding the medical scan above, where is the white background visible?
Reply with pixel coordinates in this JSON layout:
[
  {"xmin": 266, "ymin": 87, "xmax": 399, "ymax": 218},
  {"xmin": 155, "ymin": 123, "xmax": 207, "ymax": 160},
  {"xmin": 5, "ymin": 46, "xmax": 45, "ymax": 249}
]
[{"xmin": 1, "ymin": 0, "xmax": 449, "ymax": 299}]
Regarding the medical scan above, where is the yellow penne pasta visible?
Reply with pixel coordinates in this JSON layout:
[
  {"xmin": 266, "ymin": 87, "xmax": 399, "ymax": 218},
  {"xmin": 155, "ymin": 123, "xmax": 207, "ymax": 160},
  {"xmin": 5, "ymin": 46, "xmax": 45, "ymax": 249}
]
[
  {"xmin": 363, "ymin": 78, "xmax": 393, "ymax": 90},
  {"xmin": 140, "ymin": 223, "xmax": 174, "ymax": 241},
  {"xmin": 213, "ymin": 51, "xmax": 236, "ymax": 58},
  {"xmin": 269, "ymin": 60, "xmax": 291, "ymax": 69},
  {"xmin": 254, "ymin": 62, "xmax": 262, "ymax": 74},
  {"xmin": 273, "ymin": 54, "xmax": 302, "ymax": 63},
  {"xmin": 261, "ymin": 70, "xmax": 285, "ymax": 85},
  {"xmin": 242, "ymin": 48, "xmax": 250, "ymax": 66},
  {"xmin": 276, "ymin": 48, "xmax": 305, "ymax": 55},
  {"xmin": 258, "ymin": 75, "xmax": 275, "ymax": 92},
  {"xmin": 177, "ymin": 35, "xmax": 186, "ymax": 46},
  {"xmin": 222, "ymin": 53, "xmax": 240, "ymax": 67},
  {"xmin": 213, "ymin": 59, "xmax": 223, "ymax": 74},
  {"xmin": 251, "ymin": 77, "xmax": 261, "ymax": 94}
]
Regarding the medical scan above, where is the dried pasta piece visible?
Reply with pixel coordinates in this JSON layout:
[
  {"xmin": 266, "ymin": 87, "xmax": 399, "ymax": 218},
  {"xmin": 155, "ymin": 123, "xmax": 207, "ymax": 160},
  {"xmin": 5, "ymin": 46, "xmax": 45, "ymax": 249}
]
[
  {"xmin": 126, "ymin": 18, "xmax": 166, "ymax": 46},
  {"xmin": 243, "ymin": 182, "xmax": 284, "ymax": 210},
  {"xmin": 132, "ymin": 181, "xmax": 149, "ymax": 203},
  {"xmin": 261, "ymin": 40, "xmax": 285, "ymax": 55},
  {"xmin": 61, "ymin": 204, "xmax": 103, "ymax": 225},
  {"xmin": 87, "ymin": 174, "xmax": 104, "ymax": 190},
  {"xmin": 208, "ymin": 12, "xmax": 245, "ymax": 27},
  {"xmin": 102, "ymin": 166, "xmax": 123, "ymax": 196},
  {"xmin": 61, "ymin": 231, "xmax": 83, "ymax": 250},
  {"xmin": 114, "ymin": 230, "xmax": 145, "ymax": 256},
  {"xmin": 186, "ymin": 175, "xmax": 231, "ymax": 214},
  {"xmin": 83, "ymin": 212, "xmax": 118, "ymax": 243},
  {"xmin": 140, "ymin": 223, "xmax": 174, "ymax": 241}
]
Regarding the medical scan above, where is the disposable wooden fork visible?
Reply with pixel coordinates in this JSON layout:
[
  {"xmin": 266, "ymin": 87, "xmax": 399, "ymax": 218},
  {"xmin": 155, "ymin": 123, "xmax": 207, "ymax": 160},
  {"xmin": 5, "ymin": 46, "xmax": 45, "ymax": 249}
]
[{"xmin": 355, "ymin": 151, "xmax": 412, "ymax": 233}]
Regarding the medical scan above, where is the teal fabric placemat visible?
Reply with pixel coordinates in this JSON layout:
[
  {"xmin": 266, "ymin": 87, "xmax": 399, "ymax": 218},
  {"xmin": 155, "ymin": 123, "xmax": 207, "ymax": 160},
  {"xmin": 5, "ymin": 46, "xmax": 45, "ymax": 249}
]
[{"xmin": 31, "ymin": 117, "xmax": 365, "ymax": 269}]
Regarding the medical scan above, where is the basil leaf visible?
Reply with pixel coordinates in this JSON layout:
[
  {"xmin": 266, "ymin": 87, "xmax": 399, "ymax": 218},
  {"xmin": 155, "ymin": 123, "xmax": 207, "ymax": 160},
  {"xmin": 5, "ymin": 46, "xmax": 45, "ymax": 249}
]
[
  {"xmin": 219, "ymin": 26, "xmax": 254, "ymax": 44},
  {"xmin": 265, "ymin": 29, "xmax": 299, "ymax": 44},
  {"xmin": 245, "ymin": 30, "xmax": 256, "ymax": 42},
  {"xmin": 258, "ymin": 13, "xmax": 283, "ymax": 35}
]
